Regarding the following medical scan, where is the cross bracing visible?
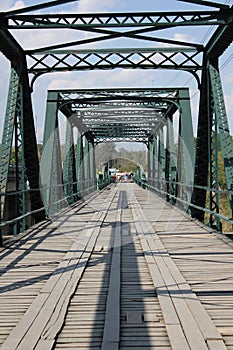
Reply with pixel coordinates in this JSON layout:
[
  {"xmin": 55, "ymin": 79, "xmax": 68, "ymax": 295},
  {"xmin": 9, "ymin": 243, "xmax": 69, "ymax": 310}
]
[
  {"xmin": 54, "ymin": 88, "xmax": 180, "ymax": 144},
  {"xmin": 0, "ymin": 0, "xmax": 233, "ymax": 244}
]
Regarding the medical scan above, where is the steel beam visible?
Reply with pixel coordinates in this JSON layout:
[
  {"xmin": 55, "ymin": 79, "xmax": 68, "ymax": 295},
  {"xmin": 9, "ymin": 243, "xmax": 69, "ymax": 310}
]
[
  {"xmin": 5, "ymin": 10, "xmax": 232, "ymax": 29},
  {"xmin": 42, "ymin": 91, "xmax": 63, "ymax": 215},
  {"xmin": 28, "ymin": 48, "xmax": 202, "ymax": 79},
  {"xmin": 75, "ymin": 129, "xmax": 84, "ymax": 198},
  {"xmin": 63, "ymin": 120, "xmax": 77, "ymax": 204},
  {"xmin": 209, "ymin": 59, "xmax": 233, "ymax": 222}
]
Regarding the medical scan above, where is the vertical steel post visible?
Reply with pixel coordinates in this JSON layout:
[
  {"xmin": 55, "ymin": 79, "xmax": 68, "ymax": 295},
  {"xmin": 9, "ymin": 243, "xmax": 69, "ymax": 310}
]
[
  {"xmin": 209, "ymin": 59, "xmax": 233, "ymax": 226},
  {"xmin": 165, "ymin": 116, "xmax": 177, "ymax": 203},
  {"xmin": 83, "ymin": 135, "xmax": 90, "ymax": 195},
  {"xmin": 158, "ymin": 128, "xmax": 166, "ymax": 196},
  {"xmin": 75, "ymin": 129, "xmax": 84, "ymax": 198},
  {"xmin": 0, "ymin": 67, "xmax": 20, "ymax": 240},
  {"xmin": 0, "ymin": 66, "xmax": 27, "ymax": 238},
  {"xmin": 14, "ymin": 78, "xmax": 26, "ymax": 233},
  {"xmin": 42, "ymin": 91, "xmax": 63, "ymax": 215},
  {"xmin": 191, "ymin": 62, "xmax": 210, "ymax": 221},
  {"xmin": 178, "ymin": 89, "xmax": 195, "ymax": 208},
  {"xmin": 147, "ymin": 135, "xmax": 153, "ymax": 188},
  {"xmin": 63, "ymin": 119, "xmax": 77, "ymax": 204},
  {"xmin": 153, "ymin": 135, "xmax": 158, "ymax": 190},
  {"xmin": 89, "ymin": 140, "xmax": 96, "ymax": 192}
]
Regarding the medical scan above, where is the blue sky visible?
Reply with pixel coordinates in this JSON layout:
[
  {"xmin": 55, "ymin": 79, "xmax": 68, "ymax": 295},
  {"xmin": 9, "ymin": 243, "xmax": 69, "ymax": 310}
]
[{"xmin": 0, "ymin": 0, "xmax": 233, "ymax": 149}]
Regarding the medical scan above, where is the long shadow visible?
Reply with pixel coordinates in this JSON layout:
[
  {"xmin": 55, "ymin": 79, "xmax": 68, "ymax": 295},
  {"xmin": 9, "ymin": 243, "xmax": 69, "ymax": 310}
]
[
  {"xmin": 0, "ymin": 197, "xmax": 115, "ymax": 287},
  {"xmin": 87, "ymin": 190, "xmax": 156, "ymax": 349}
]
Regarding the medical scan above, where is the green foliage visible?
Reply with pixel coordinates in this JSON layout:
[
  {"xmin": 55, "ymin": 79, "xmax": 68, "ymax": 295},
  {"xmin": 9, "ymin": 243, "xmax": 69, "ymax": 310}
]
[{"xmin": 95, "ymin": 142, "xmax": 147, "ymax": 173}]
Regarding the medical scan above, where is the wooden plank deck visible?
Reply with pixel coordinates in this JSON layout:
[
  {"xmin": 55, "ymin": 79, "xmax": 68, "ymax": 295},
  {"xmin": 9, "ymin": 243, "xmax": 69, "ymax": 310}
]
[{"xmin": 0, "ymin": 183, "xmax": 233, "ymax": 349}]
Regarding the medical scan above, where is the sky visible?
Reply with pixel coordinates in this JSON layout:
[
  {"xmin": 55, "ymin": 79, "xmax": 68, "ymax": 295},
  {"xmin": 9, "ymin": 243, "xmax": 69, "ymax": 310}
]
[{"xmin": 0, "ymin": 0, "xmax": 233, "ymax": 151}]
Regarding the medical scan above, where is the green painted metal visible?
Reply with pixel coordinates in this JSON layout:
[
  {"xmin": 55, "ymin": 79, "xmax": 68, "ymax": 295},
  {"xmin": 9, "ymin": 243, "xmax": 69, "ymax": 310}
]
[
  {"xmin": 147, "ymin": 135, "xmax": 154, "ymax": 188},
  {"xmin": 0, "ymin": 2, "xmax": 232, "ymax": 242},
  {"xmin": 22, "ymin": 64, "xmax": 45, "ymax": 225},
  {"xmin": 178, "ymin": 88, "xmax": 195, "ymax": 207},
  {"xmin": 14, "ymin": 75, "xmax": 26, "ymax": 233},
  {"xmin": 49, "ymin": 88, "xmax": 182, "ymax": 144},
  {"xmin": 0, "ymin": 63, "xmax": 45, "ymax": 243},
  {"xmin": 83, "ymin": 135, "xmax": 90, "ymax": 196},
  {"xmin": 165, "ymin": 117, "xmax": 177, "ymax": 204},
  {"xmin": 42, "ymin": 91, "xmax": 63, "ymax": 215},
  {"xmin": 0, "ymin": 66, "xmax": 26, "ymax": 234},
  {"xmin": 191, "ymin": 62, "xmax": 209, "ymax": 222},
  {"xmin": 28, "ymin": 48, "xmax": 202, "ymax": 83},
  {"xmin": 158, "ymin": 129, "xmax": 166, "ymax": 196},
  {"xmin": 6, "ymin": 10, "xmax": 232, "ymax": 29},
  {"xmin": 75, "ymin": 129, "xmax": 84, "ymax": 198},
  {"xmin": 209, "ymin": 60, "xmax": 233, "ymax": 222},
  {"xmin": 179, "ymin": 0, "xmax": 229, "ymax": 9},
  {"xmin": 153, "ymin": 136, "xmax": 158, "ymax": 190},
  {"xmin": 63, "ymin": 120, "xmax": 77, "ymax": 204},
  {"xmin": 0, "ymin": 67, "xmax": 20, "ymax": 197},
  {"xmin": 88, "ymin": 141, "xmax": 96, "ymax": 193},
  {"xmin": 191, "ymin": 56, "xmax": 233, "ymax": 229}
]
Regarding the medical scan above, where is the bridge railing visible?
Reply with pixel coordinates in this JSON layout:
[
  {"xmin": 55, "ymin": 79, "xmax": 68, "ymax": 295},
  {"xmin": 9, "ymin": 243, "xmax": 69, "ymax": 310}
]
[
  {"xmin": 0, "ymin": 176, "xmax": 112, "ymax": 246},
  {"xmin": 134, "ymin": 175, "xmax": 233, "ymax": 232}
]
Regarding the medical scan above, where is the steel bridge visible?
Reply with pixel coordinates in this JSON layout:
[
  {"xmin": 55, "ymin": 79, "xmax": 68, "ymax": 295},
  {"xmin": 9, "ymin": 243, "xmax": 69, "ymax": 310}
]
[
  {"xmin": 0, "ymin": 0, "xmax": 233, "ymax": 240},
  {"xmin": 0, "ymin": 0, "xmax": 233, "ymax": 349}
]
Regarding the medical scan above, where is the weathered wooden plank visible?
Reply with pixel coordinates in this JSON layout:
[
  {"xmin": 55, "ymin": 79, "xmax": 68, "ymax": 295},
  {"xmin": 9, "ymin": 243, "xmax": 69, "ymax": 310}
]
[
  {"xmin": 1, "ymin": 188, "xmax": 117, "ymax": 350},
  {"xmin": 130, "ymin": 192, "xmax": 223, "ymax": 350},
  {"xmin": 101, "ymin": 191, "xmax": 122, "ymax": 350},
  {"xmin": 207, "ymin": 340, "xmax": 228, "ymax": 350}
]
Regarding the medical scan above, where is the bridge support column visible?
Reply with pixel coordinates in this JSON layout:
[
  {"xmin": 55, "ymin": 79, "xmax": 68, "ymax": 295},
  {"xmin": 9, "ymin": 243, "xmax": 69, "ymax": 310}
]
[
  {"xmin": 192, "ymin": 58, "xmax": 233, "ymax": 230},
  {"xmin": 83, "ymin": 135, "xmax": 90, "ymax": 195},
  {"xmin": 42, "ymin": 91, "xmax": 63, "ymax": 215},
  {"xmin": 209, "ymin": 59, "xmax": 233, "ymax": 227},
  {"xmin": 158, "ymin": 129, "xmax": 166, "ymax": 196},
  {"xmin": 191, "ymin": 63, "xmax": 210, "ymax": 222},
  {"xmin": 152, "ymin": 135, "xmax": 158, "ymax": 190},
  {"xmin": 89, "ymin": 141, "xmax": 96, "ymax": 192},
  {"xmin": 63, "ymin": 119, "xmax": 77, "ymax": 205},
  {"xmin": 178, "ymin": 89, "xmax": 195, "ymax": 210},
  {"xmin": 147, "ymin": 135, "xmax": 154, "ymax": 189},
  {"xmin": 165, "ymin": 116, "xmax": 177, "ymax": 204},
  {"xmin": 75, "ymin": 129, "xmax": 84, "ymax": 198},
  {"xmin": 0, "ymin": 65, "xmax": 44, "ymax": 242}
]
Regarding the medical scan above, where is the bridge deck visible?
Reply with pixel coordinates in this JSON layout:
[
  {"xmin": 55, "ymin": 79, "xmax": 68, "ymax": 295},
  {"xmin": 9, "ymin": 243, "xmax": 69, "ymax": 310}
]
[{"xmin": 0, "ymin": 183, "xmax": 233, "ymax": 350}]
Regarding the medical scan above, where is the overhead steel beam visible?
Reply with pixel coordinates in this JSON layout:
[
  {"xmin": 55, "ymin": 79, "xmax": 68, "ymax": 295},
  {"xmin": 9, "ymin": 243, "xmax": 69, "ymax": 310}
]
[
  {"xmin": 27, "ymin": 48, "xmax": 202, "ymax": 86},
  {"xmin": 178, "ymin": 0, "xmax": 229, "ymax": 10},
  {"xmin": 0, "ymin": 29, "xmax": 23, "ymax": 64},
  {"xmin": 4, "ymin": 10, "xmax": 232, "ymax": 28},
  {"xmin": 205, "ymin": 20, "xmax": 233, "ymax": 58}
]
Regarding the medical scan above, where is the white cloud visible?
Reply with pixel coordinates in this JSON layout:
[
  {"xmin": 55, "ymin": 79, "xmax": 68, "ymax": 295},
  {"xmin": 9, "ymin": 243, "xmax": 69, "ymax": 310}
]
[
  {"xmin": 1, "ymin": 0, "xmax": 25, "ymax": 11},
  {"xmin": 174, "ymin": 33, "xmax": 195, "ymax": 44},
  {"xmin": 10, "ymin": 0, "xmax": 25, "ymax": 10},
  {"xmin": 77, "ymin": 0, "xmax": 121, "ymax": 13}
]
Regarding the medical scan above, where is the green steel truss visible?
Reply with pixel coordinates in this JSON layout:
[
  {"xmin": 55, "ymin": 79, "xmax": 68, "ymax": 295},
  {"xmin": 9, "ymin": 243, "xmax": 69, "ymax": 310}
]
[
  {"xmin": 43, "ymin": 87, "xmax": 194, "ymax": 209},
  {"xmin": 27, "ymin": 48, "xmax": 202, "ymax": 84},
  {"xmin": 5, "ymin": 10, "xmax": 232, "ymax": 29},
  {"xmin": 50, "ymin": 87, "xmax": 183, "ymax": 143},
  {"xmin": 0, "ymin": 0, "xmax": 232, "ymax": 243}
]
